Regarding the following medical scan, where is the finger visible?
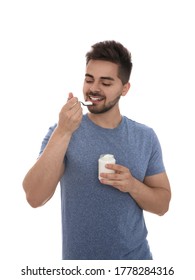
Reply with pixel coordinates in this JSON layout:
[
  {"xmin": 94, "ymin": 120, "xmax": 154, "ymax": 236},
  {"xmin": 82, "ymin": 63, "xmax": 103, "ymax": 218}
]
[
  {"xmin": 71, "ymin": 104, "xmax": 83, "ymax": 119},
  {"xmin": 100, "ymin": 172, "xmax": 122, "ymax": 180},
  {"xmin": 69, "ymin": 101, "xmax": 82, "ymax": 115},
  {"xmin": 59, "ymin": 98, "xmax": 81, "ymax": 120},
  {"xmin": 64, "ymin": 102, "xmax": 82, "ymax": 124},
  {"xmin": 66, "ymin": 97, "xmax": 79, "ymax": 109},
  {"xmin": 100, "ymin": 178, "xmax": 122, "ymax": 188},
  {"xmin": 105, "ymin": 164, "xmax": 129, "ymax": 173}
]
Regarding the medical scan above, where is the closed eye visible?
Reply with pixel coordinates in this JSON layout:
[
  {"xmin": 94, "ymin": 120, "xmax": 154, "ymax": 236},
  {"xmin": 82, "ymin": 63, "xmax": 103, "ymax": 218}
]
[
  {"xmin": 85, "ymin": 79, "xmax": 93, "ymax": 83},
  {"xmin": 102, "ymin": 83, "xmax": 112, "ymax": 86}
]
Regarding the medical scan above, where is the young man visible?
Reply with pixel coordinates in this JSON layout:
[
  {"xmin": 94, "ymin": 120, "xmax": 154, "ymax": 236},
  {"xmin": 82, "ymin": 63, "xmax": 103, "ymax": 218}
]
[{"xmin": 23, "ymin": 40, "xmax": 171, "ymax": 260}]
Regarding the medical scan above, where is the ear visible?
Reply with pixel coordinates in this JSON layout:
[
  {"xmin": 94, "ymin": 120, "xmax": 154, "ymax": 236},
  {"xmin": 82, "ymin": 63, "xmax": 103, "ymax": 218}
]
[{"xmin": 121, "ymin": 82, "xmax": 131, "ymax": 96}]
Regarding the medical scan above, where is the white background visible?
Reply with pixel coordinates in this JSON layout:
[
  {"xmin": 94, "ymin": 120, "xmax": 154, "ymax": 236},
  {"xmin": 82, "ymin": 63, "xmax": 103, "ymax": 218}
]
[{"xmin": 0, "ymin": 0, "xmax": 194, "ymax": 278}]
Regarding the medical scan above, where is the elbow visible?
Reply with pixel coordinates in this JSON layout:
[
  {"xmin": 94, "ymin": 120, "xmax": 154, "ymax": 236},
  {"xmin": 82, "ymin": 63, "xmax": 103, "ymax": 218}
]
[
  {"xmin": 157, "ymin": 194, "xmax": 171, "ymax": 216},
  {"xmin": 157, "ymin": 205, "xmax": 169, "ymax": 216},
  {"xmin": 25, "ymin": 192, "xmax": 52, "ymax": 208},
  {"xmin": 23, "ymin": 180, "xmax": 43, "ymax": 208},
  {"xmin": 24, "ymin": 189, "xmax": 43, "ymax": 208},
  {"xmin": 26, "ymin": 194, "xmax": 43, "ymax": 208}
]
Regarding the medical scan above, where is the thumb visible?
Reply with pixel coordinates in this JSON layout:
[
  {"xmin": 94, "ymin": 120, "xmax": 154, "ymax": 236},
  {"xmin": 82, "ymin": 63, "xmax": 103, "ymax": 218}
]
[{"xmin": 67, "ymin": 92, "xmax": 74, "ymax": 101}]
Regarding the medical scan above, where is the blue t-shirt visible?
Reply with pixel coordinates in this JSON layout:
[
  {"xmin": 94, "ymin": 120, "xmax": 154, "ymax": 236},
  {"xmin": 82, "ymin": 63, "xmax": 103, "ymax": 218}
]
[{"xmin": 39, "ymin": 114, "xmax": 165, "ymax": 260}]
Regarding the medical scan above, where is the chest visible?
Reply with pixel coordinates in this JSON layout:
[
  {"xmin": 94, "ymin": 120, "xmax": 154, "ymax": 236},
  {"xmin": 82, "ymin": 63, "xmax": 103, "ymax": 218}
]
[{"xmin": 65, "ymin": 126, "xmax": 150, "ymax": 182}]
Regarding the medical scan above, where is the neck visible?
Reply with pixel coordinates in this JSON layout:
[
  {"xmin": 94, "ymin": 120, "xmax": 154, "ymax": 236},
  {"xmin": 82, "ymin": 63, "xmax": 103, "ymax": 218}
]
[{"xmin": 87, "ymin": 107, "xmax": 122, "ymax": 129}]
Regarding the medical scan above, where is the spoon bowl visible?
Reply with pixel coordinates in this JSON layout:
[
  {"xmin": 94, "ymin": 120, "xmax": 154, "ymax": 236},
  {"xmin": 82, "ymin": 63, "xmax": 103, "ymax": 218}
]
[{"xmin": 80, "ymin": 101, "xmax": 93, "ymax": 106}]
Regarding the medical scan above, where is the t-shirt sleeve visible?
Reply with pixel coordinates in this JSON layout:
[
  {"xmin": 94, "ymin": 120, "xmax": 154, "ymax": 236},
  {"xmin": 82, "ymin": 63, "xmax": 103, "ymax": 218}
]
[
  {"xmin": 145, "ymin": 129, "xmax": 166, "ymax": 176},
  {"xmin": 38, "ymin": 124, "xmax": 57, "ymax": 157}
]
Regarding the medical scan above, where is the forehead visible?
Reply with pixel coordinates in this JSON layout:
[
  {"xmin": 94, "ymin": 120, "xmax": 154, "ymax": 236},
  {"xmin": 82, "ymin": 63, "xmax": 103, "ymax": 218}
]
[{"xmin": 85, "ymin": 60, "xmax": 119, "ymax": 78}]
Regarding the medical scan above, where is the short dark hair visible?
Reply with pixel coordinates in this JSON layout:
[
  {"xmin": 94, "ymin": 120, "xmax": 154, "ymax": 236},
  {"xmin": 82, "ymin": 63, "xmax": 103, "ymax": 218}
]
[{"xmin": 85, "ymin": 40, "xmax": 133, "ymax": 85}]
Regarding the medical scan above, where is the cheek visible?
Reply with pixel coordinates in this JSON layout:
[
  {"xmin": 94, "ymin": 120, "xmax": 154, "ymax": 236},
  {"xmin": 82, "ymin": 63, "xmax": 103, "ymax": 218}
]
[
  {"xmin": 83, "ymin": 82, "xmax": 90, "ymax": 93},
  {"xmin": 107, "ymin": 88, "xmax": 122, "ymax": 100}
]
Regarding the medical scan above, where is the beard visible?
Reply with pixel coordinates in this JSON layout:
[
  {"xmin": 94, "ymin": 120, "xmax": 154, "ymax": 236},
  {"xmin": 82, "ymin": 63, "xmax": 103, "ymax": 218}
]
[{"xmin": 87, "ymin": 94, "xmax": 121, "ymax": 114}]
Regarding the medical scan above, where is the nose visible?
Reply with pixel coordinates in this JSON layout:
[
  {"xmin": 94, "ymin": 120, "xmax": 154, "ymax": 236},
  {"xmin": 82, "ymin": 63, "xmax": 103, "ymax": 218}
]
[{"xmin": 90, "ymin": 82, "xmax": 100, "ymax": 93}]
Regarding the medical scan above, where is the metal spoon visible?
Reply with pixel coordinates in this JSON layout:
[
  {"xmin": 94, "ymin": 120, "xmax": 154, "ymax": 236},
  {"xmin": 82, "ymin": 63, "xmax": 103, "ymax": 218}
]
[{"xmin": 80, "ymin": 101, "xmax": 93, "ymax": 106}]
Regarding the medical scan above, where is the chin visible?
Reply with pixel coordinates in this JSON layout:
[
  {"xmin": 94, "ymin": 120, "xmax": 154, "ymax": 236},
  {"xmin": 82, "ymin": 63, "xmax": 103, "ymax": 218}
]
[{"xmin": 88, "ymin": 106, "xmax": 111, "ymax": 114}]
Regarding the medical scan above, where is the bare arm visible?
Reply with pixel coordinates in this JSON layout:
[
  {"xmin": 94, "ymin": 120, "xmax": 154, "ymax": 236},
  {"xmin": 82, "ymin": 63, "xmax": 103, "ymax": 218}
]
[
  {"xmin": 23, "ymin": 93, "xmax": 83, "ymax": 208},
  {"xmin": 100, "ymin": 164, "xmax": 171, "ymax": 216}
]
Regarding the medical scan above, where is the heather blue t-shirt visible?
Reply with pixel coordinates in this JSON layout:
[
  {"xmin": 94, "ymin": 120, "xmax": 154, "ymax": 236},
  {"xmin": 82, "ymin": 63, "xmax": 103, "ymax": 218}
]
[{"xmin": 39, "ymin": 114, "xmax": 165, "ymax": 260}]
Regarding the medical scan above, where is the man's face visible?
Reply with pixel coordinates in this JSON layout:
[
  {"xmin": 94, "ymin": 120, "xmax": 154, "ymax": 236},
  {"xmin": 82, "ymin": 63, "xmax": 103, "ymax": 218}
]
[{"xmin": 83, "ymin": 60, "xmax": 128, "ymax": 114}]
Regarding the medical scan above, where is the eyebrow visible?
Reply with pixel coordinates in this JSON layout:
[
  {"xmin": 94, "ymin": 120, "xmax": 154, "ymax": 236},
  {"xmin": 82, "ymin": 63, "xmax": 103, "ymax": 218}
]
[{"xmin": 85, "ymin": 73, "xmax": 115, "ymax": 81}]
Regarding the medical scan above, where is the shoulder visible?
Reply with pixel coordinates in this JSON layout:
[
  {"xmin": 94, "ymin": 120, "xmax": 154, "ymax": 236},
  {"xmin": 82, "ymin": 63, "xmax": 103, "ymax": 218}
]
[
  {"xmin": 122, "ymin": 117, "xmax": 162, "ymax": 152},
  {"xmin": 123, "ymin": 116, "xmax": 155, "ymax": 137},
  {"xmin": 38, "ymin": 124, "xmax": 57, "ymax": 156}
]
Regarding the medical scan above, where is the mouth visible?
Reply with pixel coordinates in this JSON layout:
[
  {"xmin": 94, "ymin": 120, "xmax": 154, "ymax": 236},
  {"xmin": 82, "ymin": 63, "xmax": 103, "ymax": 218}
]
[{"xmin": 88, "ymin": 94, "xmax": 105, "ymax": 104}]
